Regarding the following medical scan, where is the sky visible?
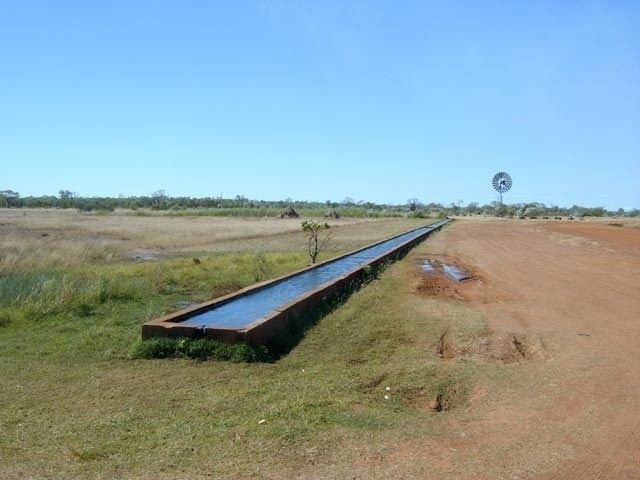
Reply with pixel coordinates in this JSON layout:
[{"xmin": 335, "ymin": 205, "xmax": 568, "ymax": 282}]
[{"xmin": 1, "ymin": 1, "xmax": 638, "ymax": 209}]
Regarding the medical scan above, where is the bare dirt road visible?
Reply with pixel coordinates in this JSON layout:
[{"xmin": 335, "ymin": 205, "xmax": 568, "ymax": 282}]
[{"xmin": 401, "ymin": 219, "xmax": 640, "ymax": 479}]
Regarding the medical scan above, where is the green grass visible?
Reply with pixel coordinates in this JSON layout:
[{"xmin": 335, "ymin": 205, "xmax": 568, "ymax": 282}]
[
  {"xmin": 131, "ymin": 337, "xmax": 267, "ymax": 362},
  {"xmin": 0, "ymin": 252, "xmax": 309, "ymax": 360},
  {"xmin": 0, "ymin": 238, "xmax": 495, "ymax": 479}
]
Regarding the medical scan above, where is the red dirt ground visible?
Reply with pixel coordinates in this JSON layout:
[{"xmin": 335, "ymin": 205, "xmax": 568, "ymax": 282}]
[{"xmin": 389, "ymin": 219, "xmax": 640, "ymax": 479}]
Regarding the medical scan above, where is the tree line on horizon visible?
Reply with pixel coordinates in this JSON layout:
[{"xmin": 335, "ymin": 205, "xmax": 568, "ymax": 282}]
[{"xmin": 0, "ymin": 189, "xmax": 636, "ymax": 218}]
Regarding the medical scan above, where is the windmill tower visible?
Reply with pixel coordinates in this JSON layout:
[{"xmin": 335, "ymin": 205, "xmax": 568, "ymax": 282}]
[{"xmin": 492, "ymin": 171, "xmax": 512, "ymax": 204}]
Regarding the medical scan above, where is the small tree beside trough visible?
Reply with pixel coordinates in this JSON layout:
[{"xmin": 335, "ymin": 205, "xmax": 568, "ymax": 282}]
[{"xmin": 301, "ymin": 220, "xmax": 331, "ymax": 264}]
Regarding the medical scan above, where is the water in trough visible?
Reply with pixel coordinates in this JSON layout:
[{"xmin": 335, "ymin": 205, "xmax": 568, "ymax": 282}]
[{"xmin": 179, "ymin": 220, "xmax": 449, "ymax": 329}]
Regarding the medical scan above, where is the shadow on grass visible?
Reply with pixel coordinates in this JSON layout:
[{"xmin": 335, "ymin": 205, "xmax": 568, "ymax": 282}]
[{"xmin": 263, "ymin": 262, "xmax": 388, "ymax": 361}]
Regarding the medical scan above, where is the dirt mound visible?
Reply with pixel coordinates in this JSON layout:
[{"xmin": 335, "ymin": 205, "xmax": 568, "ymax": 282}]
[
  {"xmin": 279, "ymin": 206, "xmax": 299, "ymax": 218},
  {"xmin": 476, "ymin": 332, "xmax": 546, "ymax": 363},
  {"xmin": 434, "ymin": 327, "xmax": 545, "ymax": 364},
  {"xmin": 405, "ymin": 380, "xmax": 465, "ymax": 412},
  {"xmin": 416, "ymin": 275, "xmax": 461, "ymax": 298}
]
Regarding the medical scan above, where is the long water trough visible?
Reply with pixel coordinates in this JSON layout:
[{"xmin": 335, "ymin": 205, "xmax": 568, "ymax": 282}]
[{"xmin": 142, "ymin": 219, "xmax": 450, "ymax": 345}]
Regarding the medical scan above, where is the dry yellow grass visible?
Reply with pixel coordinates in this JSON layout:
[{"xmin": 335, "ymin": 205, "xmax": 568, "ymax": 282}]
[{"xmin": 0, "ymin": 209, "xmax": 429, "ymax": 271}]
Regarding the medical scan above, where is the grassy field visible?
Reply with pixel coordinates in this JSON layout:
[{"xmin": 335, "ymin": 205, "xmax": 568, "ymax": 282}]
[
  {"xmin": 0, "ymin": 210, "xmax": 496, "ymax": 479},
  {"xmin": 0, "ymin": 209, "xmax": 430, "ymax": 270}
]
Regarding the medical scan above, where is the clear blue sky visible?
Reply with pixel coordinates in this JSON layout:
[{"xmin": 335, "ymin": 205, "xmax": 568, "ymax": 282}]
[{"xmin": 1, "ymin": 1, "xmax": 638, "ymax": 208}]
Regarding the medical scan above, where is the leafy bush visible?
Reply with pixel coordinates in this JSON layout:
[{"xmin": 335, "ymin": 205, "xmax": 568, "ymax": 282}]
[{"xmin": 408, "ymin": 211, "xmax": 431, "ymax": 219}]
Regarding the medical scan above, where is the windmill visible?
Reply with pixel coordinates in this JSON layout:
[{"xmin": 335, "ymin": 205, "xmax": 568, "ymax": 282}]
[{"xmin": 492, "ymin": 171, "xmax": 512, "ymax": 204}]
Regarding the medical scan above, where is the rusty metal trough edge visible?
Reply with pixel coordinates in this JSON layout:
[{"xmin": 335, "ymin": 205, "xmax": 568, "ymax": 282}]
[{"xmin": 141, "ymin": 218, "xmax": 451, "ymax": 345}]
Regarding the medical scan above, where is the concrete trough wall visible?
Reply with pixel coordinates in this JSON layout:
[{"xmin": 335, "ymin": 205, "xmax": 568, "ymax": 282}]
[{"xmin": 142, "ymin": 219, "xmax": 450, "ymax": 345}]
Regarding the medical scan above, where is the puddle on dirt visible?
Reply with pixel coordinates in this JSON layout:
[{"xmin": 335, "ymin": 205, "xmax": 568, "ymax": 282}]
[
  {"xmin": 129, "ymin": 249, "xmax": 160, "ymax": 261},
  {"xmin": 422, "ymin": 259, "xmax": 436, "ymax": 272},
  {"xmin": 442, "ymin": 263, "xmax": 472, "ymax": 281},
  {"xmin": 421, "ymin": 258, "xmax": 473, "ymax": 282}
]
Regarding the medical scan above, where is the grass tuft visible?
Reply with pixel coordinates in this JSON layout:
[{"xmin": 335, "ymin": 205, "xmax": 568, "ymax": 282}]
[{"xmin": 0, "ymin": 310, "xmax": 12, "ymax": 327}]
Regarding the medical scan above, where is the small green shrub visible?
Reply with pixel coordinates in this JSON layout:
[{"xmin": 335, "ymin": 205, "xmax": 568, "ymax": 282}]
[
  {"xmin": 408, "ymin": 211, "xmax": 430, "ymax": 219},
  {"xmin": 132, "ymin": 337, "xmax": 178, "ymax": 359},
  {"xmin": 301, "ymin": 220, "xmax": 331, "ymax": 264},
  {"xmin": 91, "ymin": 275, "xmax": 142, "ymax": 303},
  {"xmin": 251, "ymin": 251, "xmax": 271, "ymax": 282},
  {"xmin": 0, "ymin": 310, "xmax": 13, "ymax": 327},
  {"xmin": 71, "ymin": 297, "xmax": 96, "ymax": 317}
]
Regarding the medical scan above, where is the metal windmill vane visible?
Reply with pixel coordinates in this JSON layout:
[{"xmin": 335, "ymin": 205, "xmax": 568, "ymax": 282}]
[{"xmin": 492, "ymin": 171, "xmax": 512, "ymax": 204}]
